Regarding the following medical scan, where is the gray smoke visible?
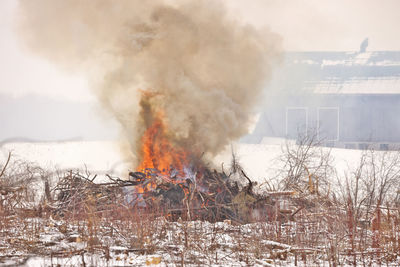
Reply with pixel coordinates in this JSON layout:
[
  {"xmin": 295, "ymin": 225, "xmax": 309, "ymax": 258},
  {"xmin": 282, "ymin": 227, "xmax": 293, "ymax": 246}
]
[{"xmin": 16, "ymin": 0, "xmax": 282, "ymax": 165}]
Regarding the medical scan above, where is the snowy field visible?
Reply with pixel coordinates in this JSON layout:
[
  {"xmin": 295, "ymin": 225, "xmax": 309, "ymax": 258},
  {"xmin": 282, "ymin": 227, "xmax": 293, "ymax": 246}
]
[
  {"xmin": 1, "ymin": 141, "xmax": 400, "ymax": 266},
  {"xmin": 1, "ymin": 140, "xmax": 366, "ymax": 184},
  {"xmin": 0, "ymin": 141, "xmax": 127, "ymax": 178}
]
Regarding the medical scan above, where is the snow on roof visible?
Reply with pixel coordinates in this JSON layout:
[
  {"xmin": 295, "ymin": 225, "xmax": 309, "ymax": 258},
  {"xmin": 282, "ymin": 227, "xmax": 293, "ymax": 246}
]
[
  {"xmin": 273, "ymin": 51, "xmax": 400, "ymax": 95},
  {"xmin": 309, "ymin": 77, "xmax": 400, "ymax": 94}
]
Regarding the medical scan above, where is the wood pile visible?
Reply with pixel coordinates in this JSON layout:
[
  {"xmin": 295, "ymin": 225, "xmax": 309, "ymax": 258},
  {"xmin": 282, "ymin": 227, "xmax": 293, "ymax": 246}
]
[{"xmin": 51, "ymin": 167, "xmax": 305, "ymax": 223}]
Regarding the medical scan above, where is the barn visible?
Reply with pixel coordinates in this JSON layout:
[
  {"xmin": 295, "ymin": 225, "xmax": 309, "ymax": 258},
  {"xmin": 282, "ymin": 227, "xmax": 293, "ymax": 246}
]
[{"xmin": 245, "ymin": 50, "xmax": 400, "ymax": 150}]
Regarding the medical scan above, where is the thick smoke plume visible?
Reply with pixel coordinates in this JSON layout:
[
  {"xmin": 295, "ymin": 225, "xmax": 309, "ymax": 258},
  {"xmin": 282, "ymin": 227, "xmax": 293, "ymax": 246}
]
[{"xmin": 17, "ymin": 0, "xmax": 281, "ymax": 165}]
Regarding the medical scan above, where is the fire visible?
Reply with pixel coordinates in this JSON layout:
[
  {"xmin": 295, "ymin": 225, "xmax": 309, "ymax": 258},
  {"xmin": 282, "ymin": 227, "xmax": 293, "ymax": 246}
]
[
  {"xmin": 133, "ymin": 92, "xmax": 198, "ymax": 198},
  {"xmin": 137, "ymin": 112, "xmax": 189, "ymax": 177}
]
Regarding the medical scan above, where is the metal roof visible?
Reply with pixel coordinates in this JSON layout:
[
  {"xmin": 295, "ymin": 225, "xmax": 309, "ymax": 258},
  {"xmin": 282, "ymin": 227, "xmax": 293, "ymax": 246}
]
[{"xmin": 270, "ymin": 51, "xmax": 400, "ymax": 95}]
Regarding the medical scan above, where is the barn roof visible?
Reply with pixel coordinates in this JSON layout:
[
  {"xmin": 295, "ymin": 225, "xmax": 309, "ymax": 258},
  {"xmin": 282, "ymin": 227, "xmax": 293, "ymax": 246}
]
[{"xmin": 271, "ymin": 51, "xmax": 400, "ymax": 95}]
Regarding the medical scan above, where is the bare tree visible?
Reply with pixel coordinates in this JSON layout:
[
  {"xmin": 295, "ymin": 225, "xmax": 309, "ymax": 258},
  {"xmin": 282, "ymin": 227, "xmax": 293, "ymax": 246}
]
[
  {"xmin": 336, "ymin": 148, "xmax": 400, "ymax": 264},
  {"xmin": 0, "ymin": 153, "xmax": 46, "ymax": 215},
  {"xmin": 278, "ymin": 131, "xmax": 335, "ymax": 197}
]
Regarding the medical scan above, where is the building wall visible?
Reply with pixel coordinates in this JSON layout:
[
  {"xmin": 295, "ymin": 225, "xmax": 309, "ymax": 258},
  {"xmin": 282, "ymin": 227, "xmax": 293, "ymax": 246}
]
[{"xmin": 246, "ymin": 94, "xmax": 400, "ymax": 149}]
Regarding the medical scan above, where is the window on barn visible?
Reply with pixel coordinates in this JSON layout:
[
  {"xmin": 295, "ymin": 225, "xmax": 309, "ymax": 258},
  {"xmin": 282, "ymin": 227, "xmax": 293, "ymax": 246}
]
[
  {"xmin": 286, "ymin": 107, "xmax": 308, "ymax": 140},
  {"xmin": 318, "ymin": 107, "xmax": 339, "ymax": 142}
]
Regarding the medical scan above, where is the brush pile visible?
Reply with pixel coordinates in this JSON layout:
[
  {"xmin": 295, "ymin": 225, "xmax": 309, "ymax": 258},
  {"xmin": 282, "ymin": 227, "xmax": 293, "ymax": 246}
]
[
  {"xmin": 51, "ymin": 164, "xmax": 292, "ymax": 223},
  {"xmin": 127, "ymin": 166, "xmax": 271, "ymax": 223}
]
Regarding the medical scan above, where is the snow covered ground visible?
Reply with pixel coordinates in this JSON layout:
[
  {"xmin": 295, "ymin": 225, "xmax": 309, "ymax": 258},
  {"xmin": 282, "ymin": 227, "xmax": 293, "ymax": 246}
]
[
  {"xmin": 1, "ymin": 139, "xmax": 366, "ymax": 185},
  {"xmin": 216, "ymin": 142, "xmax": 365, "ymax": 183},
  {"xmin": 0, "ymin": 141, "xmax": 127, "ymax": 177}
]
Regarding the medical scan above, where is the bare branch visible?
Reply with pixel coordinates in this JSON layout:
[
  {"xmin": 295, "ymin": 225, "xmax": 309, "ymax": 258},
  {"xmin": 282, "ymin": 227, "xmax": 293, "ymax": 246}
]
[{"xmin": 0, "ymin": 151, "xmax": 12, "ymax": 178}]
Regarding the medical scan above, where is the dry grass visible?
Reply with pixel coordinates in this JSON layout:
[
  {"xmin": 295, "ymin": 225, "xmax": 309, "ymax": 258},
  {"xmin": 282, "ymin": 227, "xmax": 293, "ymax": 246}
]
[{"xmin": 1, "ymin": 149, "xmax": 400, "ymax": 266}]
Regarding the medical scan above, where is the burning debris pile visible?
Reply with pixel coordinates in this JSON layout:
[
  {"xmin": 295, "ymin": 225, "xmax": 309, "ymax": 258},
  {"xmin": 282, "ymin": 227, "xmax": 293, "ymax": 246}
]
[
  {"xmin": 48, "ymin": 91, "xmax": 295, "ymax": 223},
  {"xmin": 51, "ymin": 163, "xmax": 276, "ymax": 224},
  {"xmin": 128, "ymin": 166, "xmax": 267, "ymax": 223}
]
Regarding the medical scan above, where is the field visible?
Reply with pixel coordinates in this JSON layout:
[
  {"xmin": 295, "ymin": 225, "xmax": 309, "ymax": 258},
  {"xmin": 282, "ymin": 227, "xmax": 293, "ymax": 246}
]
[{"xmin": 1, "ymin": 140, "xmax": 400, "ymax": 266}]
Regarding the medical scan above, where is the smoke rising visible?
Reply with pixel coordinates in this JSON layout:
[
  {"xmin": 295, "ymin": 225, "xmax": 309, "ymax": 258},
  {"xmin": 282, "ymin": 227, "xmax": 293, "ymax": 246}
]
[{"xmin": 16, "ymin": 0, "xmax": 282, "ymax": 165}]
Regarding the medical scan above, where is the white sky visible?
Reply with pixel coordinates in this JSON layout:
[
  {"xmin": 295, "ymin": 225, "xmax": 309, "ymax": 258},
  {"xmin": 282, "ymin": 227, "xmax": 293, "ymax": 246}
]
[{"xmin": 0, "ymin": 0, "xmax": 399, "ymax": 101}]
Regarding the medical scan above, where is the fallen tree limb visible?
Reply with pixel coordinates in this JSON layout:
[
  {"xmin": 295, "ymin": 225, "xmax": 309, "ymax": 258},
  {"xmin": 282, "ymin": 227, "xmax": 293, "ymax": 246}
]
[{"xmin": 0, "ymin": 151, "xmax": 11, "ymax": 178}]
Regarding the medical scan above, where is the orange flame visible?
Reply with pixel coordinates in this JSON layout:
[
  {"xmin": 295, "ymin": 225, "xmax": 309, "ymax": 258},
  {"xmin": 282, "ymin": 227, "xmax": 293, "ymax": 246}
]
[{"xmin": 137, "ymin": 113, "xmax": 189, "ymax": 177}]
